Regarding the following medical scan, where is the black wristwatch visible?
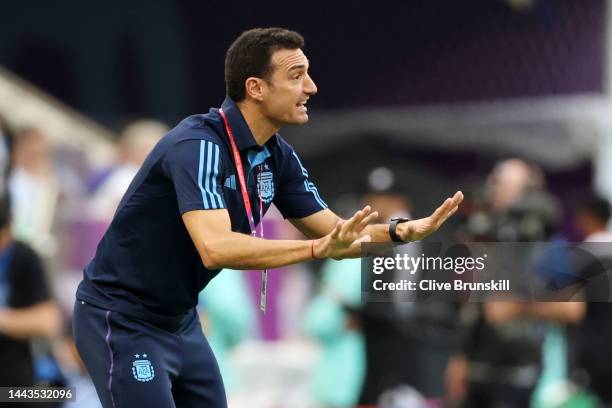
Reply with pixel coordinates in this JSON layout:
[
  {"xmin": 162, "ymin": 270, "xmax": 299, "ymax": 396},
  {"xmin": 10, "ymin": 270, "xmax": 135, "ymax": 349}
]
[{"xmin": 389, "ymin": 217, "xmax": 410, "ymax": 243}]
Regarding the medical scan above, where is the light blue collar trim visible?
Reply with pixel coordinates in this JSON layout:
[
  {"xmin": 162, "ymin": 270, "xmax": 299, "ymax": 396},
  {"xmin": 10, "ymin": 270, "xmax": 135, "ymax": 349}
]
[{"xmin": 247, "ymin": 146, "xmax": 271, "ymax": 168}]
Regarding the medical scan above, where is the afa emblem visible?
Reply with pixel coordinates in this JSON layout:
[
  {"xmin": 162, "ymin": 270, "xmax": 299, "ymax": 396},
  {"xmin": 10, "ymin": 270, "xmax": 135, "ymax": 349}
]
[
  {"xmin": 132, "ymin": 354, "xmax": 155, "ymax": 382},
  {"xmin": 257, "ymin": 171, "xmax": 274, "ymax": 204}
]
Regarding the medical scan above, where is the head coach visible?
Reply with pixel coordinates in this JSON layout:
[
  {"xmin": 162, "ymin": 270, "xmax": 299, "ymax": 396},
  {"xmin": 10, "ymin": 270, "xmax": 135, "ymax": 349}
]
[{"xmin": 73, "ymin": 27, "xmax": 463, "ymax": 408}]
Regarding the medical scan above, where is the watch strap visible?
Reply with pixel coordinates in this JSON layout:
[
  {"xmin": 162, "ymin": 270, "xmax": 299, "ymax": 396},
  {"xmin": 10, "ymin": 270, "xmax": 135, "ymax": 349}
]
[{"xmin": 389, "ymin": 217, "xmax": 409, "ymax": 243}]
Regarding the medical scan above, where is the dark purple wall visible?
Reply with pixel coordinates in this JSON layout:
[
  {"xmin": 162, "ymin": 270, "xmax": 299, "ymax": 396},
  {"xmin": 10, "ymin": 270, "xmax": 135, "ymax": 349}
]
[
  {"xmin": 0, "ymin": 0, "xmax": 605, "ymax": 125},
  {"xmin": 178, "ymin": 0, "xmax": 606, "ymax": 109}
]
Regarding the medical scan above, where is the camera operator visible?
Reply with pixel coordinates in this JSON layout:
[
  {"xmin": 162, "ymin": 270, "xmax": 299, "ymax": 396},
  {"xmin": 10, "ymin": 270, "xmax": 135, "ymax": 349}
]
[{"xmin": 446, "ymin": 159, "xmax": 585, "ymax": 408}]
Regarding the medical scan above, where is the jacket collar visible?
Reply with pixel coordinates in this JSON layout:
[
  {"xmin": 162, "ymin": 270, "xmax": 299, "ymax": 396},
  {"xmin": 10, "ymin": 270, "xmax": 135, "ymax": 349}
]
[{"xmin": 220, "ymin": 97, "xmax": 279, "ymax": 151}]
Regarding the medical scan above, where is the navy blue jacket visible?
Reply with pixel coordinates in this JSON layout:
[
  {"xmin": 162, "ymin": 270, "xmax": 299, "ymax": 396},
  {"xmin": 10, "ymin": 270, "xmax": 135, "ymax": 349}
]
[{"xmin": 76, "ymin": 98, "xmax": 327, "ymax": 324}]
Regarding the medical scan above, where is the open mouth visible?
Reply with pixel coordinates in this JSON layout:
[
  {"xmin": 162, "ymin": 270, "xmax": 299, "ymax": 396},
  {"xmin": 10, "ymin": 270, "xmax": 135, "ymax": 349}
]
[{"xmin": 296, "ymin": 101, "xmax": 308, "ymax": 111}]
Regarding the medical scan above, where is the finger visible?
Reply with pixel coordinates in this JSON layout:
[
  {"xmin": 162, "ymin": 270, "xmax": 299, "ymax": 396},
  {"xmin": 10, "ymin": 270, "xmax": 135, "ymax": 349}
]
[
  {"xmin": 436, "ymin": 191, "xmax": 463, "ymax": 226},
  {"xmin": 330, "ymin": 220, "xmax": 342, "ymax": 239},
  {"xmin": 341, "ymin": 210, "xmax": 362, "ymax": 232},
  {"xmin": 354, "ymin": 234, "xmax": 372, "ymax": 244},
  {"xmin": 438, "ymin": 205, "xmax": 459, "ymax": 227},
  {"xmin": 430, "ymin": 198, "xmax": 454, "ymax": 224},
  {"xmin": 343, "ymin": 206, "xmax": 371, "ymax": 232},
  {"xmin": 357, "ymin": 211, "xmax": 379, "ymax": 231},
  {"xmin": 432, "ymin": 192, "xmax": 464, "ymax": 223},
  {"xmin": 452, "ymin": 191, "xmax": 464, "ymax": 206},
  {"xmin": 350, "ymin": 234, "xmax": 372, "ymax": 251}
]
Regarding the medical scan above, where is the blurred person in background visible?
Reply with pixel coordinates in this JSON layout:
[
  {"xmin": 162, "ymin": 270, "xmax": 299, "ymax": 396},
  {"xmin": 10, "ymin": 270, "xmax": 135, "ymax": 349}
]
[
  {"xmin": 87, "ymin": 119, "xmax": 167, "ymax": 222},
  {"xmin": 8, "ymin": 127, "xmax": 59, "ymax": 257},
  {"xmin": 446, "ymin": 158, "xmax": 585, "ymax": 408},
  {"xmin": 0, "ymin": 193, "xmax": 62, "ymax": 388},
  {"xmin": 573, "ymin": 193, "xmax": 612, "ymax": 407},
  {"xmin": 302, "ymin": 167, "xmax": 405, "ymax": 408},
  {"xmin": 303, "ymin": 255, "xmax": 364, "ymax": 408},
  {"xmin": 196, "ymin": 269, "xmax": 256, "ymax": 395},
  {"xmin": 458, "ymin": 158, "xmax": 553, "ymax": 242},
  {"xmin": 576, "ymin": 193, "xmax": 612, "ymax": 243},
  {"xmin": 356, "ymin": 168, "xmax": 458, "ymax": 406},
  {"xmin": 51, "ymin": 120, "xmax": 167, "ymax": 314}
]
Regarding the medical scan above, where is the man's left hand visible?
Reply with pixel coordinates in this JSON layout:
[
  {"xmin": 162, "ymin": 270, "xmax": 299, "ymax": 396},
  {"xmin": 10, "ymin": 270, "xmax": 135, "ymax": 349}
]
[{"xmin": 397, "ymin": 191, "xmax": 464, "ymax": 242}]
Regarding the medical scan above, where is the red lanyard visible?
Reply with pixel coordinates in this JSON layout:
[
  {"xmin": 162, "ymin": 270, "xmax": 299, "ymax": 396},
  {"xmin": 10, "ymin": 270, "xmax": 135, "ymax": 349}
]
[{"xmin": 219, "ymin": 108, "xmax": 268, "ymax": 313}]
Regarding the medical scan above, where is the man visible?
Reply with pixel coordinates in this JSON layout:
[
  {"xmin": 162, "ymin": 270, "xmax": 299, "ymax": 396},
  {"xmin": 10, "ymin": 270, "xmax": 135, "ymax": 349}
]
[
  {"xmin": 445, "ymin": 159, "xmax": 584, "ymax": 408},
  {"xmin": 576, "ymin": 193, "xmax": 612, "ymax": 242},
  {"xmin": 9, "ymin": 127, "xmax": 59, "ymax": 256},
  {"xmin": 74, "ymin": 27, "xmax": 463, "ymax": 408},
  {"xmin": 574, "ymin": 193, "xmax": 612, "ymax": 406},
  {"xmin": 0, "ymin": 193, "xmax": 62, "ymax": 389}
]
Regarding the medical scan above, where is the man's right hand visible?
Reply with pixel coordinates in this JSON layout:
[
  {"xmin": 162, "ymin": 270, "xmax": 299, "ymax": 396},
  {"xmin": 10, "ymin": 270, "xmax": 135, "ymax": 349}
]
[{"xmin": 312, "ymin": 206, "xmax": 378, "ymax": 259}]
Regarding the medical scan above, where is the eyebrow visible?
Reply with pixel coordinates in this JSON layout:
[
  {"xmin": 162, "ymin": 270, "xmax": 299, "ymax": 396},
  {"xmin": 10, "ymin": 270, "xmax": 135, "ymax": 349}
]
[
  {"xmin": 287, "ymin": 59, "xmax": 310, "ymax": 72},
  {"xmin": 288, "ymin": 64, "xmax": 307, "ymax": 72}
]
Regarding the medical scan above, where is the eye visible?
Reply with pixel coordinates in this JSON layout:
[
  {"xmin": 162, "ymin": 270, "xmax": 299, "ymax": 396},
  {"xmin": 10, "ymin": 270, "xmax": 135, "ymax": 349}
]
[{"xmin": 293, "ymin": 73, "xmax": 304, "ymax": 80}]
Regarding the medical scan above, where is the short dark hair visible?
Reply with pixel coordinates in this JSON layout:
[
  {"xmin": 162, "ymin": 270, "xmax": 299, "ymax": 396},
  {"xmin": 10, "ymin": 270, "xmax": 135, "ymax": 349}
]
[
  {"xmin": 225, "ymin": 28, "xmax": 305, "ymax": 102},
  {"xmin": 579, "ymin": 192, "xmax": 612, "ymax": 224}
]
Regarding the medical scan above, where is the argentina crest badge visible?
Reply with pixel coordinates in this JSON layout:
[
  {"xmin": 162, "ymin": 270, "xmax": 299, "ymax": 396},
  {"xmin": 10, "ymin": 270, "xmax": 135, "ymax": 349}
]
[
  {"xmin": 257, "ymin": 169, "xmax": 274, "ymax": 204},
  {"xmin": 132, "ymin": 354, "xmax": 155, "ymax": 382}
]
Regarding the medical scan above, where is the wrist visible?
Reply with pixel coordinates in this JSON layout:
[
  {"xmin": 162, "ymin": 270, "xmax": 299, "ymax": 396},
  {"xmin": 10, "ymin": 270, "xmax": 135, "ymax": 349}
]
[
  {"xmin": 311, "ymin": 239, "xmax": 322, "ymax": 260},
  {"xmin": 389, "ymin": 218, "xmax": 410, "ymax": 243},
  {"xmin": 396, "ymin": 222, "xmax": 407, "ymax": 241}
]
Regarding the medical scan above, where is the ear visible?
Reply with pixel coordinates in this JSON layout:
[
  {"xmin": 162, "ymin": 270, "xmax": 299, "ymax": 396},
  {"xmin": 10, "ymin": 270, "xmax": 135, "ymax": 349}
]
[{"xmin": 244, "ymin": 77, "xmax": 265, "ymax": 102}]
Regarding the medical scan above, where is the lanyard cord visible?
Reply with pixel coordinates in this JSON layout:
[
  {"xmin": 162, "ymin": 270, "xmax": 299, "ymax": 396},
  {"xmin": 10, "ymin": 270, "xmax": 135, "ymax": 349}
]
[{"xmin": 218, "ymin": 108, "xmax": 268, "ymax": 313}]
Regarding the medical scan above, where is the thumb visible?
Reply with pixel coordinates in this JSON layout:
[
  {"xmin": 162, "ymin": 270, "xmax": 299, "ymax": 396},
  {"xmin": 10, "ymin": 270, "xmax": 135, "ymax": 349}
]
[
  {"xmin": 350, "ymin": 234, "xmax": 371, "ymax": 249},
  {"xmin": 354, "ymin": 234, "xmax": 372, "ymax": 244}
]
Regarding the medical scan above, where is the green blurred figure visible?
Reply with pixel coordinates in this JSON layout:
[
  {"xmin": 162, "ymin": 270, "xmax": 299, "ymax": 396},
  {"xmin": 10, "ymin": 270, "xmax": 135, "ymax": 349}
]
[
  {"xmin": 199, "ymin": 269, "xmax": 256, "ymax": 393},
  {"xmin": 303, "ymin": 257, "xmax": 365, "ymax": 408}
]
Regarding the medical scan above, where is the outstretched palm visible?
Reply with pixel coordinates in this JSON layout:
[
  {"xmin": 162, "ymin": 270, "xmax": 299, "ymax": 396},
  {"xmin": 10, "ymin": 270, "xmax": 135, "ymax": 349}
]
[{"xmin": 399, "ymin": 191, "xmax": 464, "ymax": 242}]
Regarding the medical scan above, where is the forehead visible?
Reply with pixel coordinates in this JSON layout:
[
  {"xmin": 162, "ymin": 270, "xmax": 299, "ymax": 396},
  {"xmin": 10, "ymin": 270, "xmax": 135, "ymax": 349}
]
[{"xmin": 270, "ymin": 48, "xmax": 309, "ymax": 72}]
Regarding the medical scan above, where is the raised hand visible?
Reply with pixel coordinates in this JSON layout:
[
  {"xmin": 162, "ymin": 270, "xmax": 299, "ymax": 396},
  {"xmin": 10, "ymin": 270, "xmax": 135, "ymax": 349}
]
[
  {"xmin": 313, "ymin": 206, "xmax": 379, "ymax": 260},
  {"xmin": 398, "ymin": 191, "xmax": 464, "ymax": 242}
]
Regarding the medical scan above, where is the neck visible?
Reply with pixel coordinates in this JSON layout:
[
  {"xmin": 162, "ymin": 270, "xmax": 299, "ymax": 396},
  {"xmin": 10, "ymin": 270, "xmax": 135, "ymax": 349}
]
[
  {"xmin": 237, "ymin": 101, "xmax": 280, "ymax": 146},
  {"xmin": 588, "ymin": 225, "xmax": 608, "ymax": 237}
]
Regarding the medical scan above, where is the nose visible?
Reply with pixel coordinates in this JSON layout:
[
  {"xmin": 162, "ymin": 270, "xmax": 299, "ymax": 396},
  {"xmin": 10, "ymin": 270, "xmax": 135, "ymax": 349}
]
[{"xmin": 304, "ymin": 73, "xmax": 318, "ymax": 96}]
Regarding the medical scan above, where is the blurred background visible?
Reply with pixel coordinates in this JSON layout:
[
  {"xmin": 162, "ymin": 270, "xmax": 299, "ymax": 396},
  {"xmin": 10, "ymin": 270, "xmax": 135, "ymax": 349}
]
[{"xmin": 1, "ymin": 0, "xmax": 612, "ymax": 407}]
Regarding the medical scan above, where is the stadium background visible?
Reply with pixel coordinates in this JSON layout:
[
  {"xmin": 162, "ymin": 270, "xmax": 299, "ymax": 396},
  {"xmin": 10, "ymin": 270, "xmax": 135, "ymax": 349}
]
[{"xmin": 0, "ymin": 0, "xmax": 611, "ymax": 407}]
